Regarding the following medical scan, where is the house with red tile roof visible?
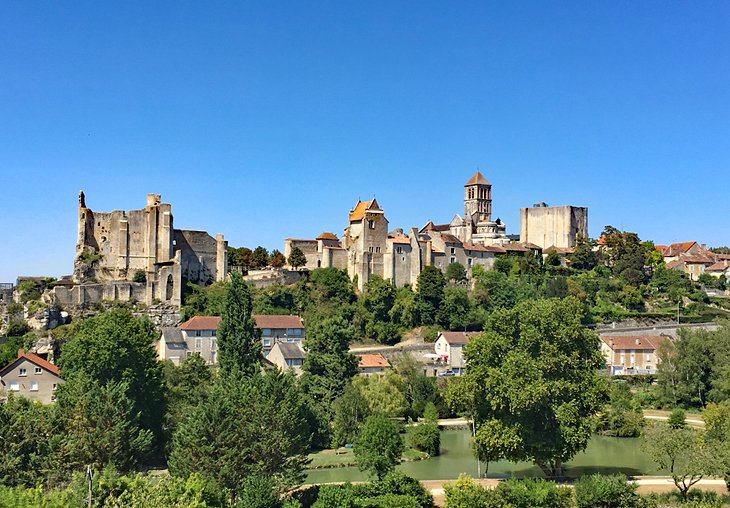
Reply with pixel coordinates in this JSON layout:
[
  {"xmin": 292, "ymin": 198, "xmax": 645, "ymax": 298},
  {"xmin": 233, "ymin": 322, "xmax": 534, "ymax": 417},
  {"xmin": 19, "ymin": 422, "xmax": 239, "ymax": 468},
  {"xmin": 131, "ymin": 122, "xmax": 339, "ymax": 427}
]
[
  {"xmin": 0, "ymin": 350, "xmax": 64, "ymax": 404},
  {"xmin": 600, "ymin": 335, "xmax": 672, "ymax": 375},
  {"xmin": 156, "ymin": 314, "xmax": 305, "ymax": 366},
  {"xmin": 434, "ymin": 331, "xmax": 482, "ymax": 375},
  {"xmin": 356, "ymin": 353, "xmax": 391, "ymax": 375}
]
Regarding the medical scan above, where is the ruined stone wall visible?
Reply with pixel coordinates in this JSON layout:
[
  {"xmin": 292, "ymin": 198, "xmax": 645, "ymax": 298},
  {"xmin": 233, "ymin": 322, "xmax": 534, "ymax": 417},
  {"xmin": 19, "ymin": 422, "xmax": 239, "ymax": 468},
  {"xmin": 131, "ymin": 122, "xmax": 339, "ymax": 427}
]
[
  {"xmin": 175, "ymin": 230, "xmax": 218, "ymax": 286},
  {"xmin": 519, "ymin": 205, "xmax": 588, "ymax": 249}
]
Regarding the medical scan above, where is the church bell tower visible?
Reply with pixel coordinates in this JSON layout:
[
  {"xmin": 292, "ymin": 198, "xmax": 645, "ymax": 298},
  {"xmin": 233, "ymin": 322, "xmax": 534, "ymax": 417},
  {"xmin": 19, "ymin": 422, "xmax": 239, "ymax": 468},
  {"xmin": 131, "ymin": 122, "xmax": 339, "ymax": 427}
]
[{"xmin": 464, "ymin": 171, "xmax": 492, "ymax": 226}]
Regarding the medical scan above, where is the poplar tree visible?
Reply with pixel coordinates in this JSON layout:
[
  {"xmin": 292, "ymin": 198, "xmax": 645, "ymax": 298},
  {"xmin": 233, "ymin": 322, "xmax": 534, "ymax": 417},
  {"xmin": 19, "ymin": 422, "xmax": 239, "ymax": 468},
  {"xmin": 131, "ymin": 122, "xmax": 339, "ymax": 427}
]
[{"xmin": 217, "ymin": 271, "xmax": 261, "ymax": 376}]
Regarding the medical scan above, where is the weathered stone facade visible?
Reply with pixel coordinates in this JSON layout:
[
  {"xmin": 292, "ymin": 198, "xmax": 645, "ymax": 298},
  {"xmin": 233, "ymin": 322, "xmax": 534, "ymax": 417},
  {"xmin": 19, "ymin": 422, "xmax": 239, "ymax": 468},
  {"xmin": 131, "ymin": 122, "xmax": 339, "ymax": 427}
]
[
  {"xmin": 55, "ymin": 192, "xmax": 227, "ymax": 307},
  {"xmin": 519, "ymin": 203, "xmax": 588, "ymax": 249},
  {"xmin": 285, "ymin": 172, "xmax": 538, "ymax": 290}
]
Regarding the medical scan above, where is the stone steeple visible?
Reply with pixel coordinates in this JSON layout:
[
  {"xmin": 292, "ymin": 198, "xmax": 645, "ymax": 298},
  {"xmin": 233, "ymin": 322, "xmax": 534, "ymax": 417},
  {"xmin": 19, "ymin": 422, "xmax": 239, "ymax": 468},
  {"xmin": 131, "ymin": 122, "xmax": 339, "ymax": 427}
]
[{"xmin": 464, "ymin": 171, "xmax": 492, "ymax": 226}]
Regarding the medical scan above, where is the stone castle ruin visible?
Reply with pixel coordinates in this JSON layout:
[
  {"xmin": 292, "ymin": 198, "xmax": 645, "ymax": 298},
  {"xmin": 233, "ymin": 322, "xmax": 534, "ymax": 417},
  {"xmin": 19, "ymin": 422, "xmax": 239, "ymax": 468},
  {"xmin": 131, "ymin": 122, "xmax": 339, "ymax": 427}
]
[{"xmin": 53, "ymin": 192, "xmax": 227, "ymax": 308}]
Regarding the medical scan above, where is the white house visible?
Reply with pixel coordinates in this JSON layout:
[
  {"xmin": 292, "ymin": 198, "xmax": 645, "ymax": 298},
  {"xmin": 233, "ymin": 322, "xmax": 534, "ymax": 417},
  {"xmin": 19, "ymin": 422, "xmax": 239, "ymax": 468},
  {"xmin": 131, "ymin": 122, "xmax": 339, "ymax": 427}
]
[{"xmin": 434, "ymin": 331, "xmax": 482, "ymax": 375}]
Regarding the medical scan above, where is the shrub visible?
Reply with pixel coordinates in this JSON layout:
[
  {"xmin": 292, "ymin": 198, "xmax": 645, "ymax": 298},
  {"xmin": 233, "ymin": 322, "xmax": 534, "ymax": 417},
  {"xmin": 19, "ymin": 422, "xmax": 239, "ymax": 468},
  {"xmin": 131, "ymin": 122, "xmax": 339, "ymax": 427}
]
[
  {"xmin": 668, "ymin": 408, "xmax": 686, "ymax": 429},
  {"xmin": 574, "ymin": 474, "xmax": 644, "ymax": 508},
  {"xmin": 375, "ymin": 471, "xmax": 434, "ymax": 507},
  {"xmin": 132, "ymin": 270, "xmax": 147, "ymax": 283},
  {"xmin": 495, "ymin": 478, "xmax": 573, "ymax": 508},
  {"xmin": 444, "ymin": 475, "xmax": 497, "ymax": 508},
  {"xmin": 408, "ymin": 422, "xmax": 440, "ymax": 456}
]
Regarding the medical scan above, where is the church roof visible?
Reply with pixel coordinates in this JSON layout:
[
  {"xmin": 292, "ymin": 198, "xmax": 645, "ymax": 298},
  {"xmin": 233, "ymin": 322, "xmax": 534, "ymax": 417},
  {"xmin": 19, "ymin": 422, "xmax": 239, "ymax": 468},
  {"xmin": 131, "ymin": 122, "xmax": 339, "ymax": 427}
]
[
  {"xmin": 349, "ymin": 198, "xmax": 382, "ymax": 222},
  {"xmin": 316, "ymin": 232, "xmax": 339, "ymax": 241},
  {"xmin": 464, "ymin": 171, "xmax": 490, "ymax": 187}
]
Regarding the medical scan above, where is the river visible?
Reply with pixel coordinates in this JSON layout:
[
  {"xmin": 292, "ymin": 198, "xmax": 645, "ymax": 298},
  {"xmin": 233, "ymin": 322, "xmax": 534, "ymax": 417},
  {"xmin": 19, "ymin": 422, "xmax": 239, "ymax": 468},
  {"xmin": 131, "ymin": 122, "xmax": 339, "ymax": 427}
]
[{"xmin": 305, "ymin": 429, "xmax": 663, "ymax": 483}]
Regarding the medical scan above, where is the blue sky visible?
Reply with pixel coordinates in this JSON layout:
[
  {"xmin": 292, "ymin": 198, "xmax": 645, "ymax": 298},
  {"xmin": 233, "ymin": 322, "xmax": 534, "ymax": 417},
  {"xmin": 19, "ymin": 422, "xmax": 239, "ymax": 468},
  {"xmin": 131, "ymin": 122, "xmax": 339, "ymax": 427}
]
[{"xmin": 1, "ymin": 1, "xmax": 728, "ymax": 281}]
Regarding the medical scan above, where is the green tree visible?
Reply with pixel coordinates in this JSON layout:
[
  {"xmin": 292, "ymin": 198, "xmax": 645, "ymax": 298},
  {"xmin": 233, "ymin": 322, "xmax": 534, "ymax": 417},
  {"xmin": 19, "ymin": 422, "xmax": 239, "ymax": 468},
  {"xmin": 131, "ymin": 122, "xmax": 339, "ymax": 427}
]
[
  {"xmin": 331, "ymin": 382, "xmax": 371, "ymax": 447},
  {"xmin": 642, "ymin": 422, "xmax": 721, "ymax": 498},
  {"xmin": 354, "ymin": 414, "xmax": 404, "ymax": 480},
  {"xmin": 301, "ymin": 313, "xmax": 359, "ymax": 444},
  {"xmin": 599, "ymin": 226, "xmax": 648, "ymax": 286},
  {"xmin": 251, "ymin": 246, "xmax": 270, "ymax": 269},
  {"xmin": 446, "ymin": 262, "xmax": 467, "ymax": 282},
  {"xmin": 472, "ymin": 269, "xmax": 516, "ymax": 311},
  {"xmin": 163, "ymin": 355, "xmax": 214, "ymax": 440},
  {"xmin": 454, "ymin": 297, "xmax": 606, "ymax": 477},
  {"xmin": 288, "ymin": 247, "xmax": 307, "ymax": 270},
  {"xmin": 217, "ymin": 271, "xmax": 261, "ymax": 376},
  {"xmin": 180, "ymin": 281, "xmax": 227, "ymax": 320},
  {"xmin": 169, "ymin": 370, "xmax": 311, "ymax": 498},
  {"xmin": 352, "ymin": 371, "xmax": 407, "ymax": 417},
  {"xmin": 54, "ymin": 378, "xmax": 153, "ymax": 473},
  {"xmin": 0, "ymin": 395, "xmax": 56, "ymax": 487},
  {"xmin": 596, "ymin": 382, "xmax": 644, "ymax": 438},
  {"xmin": 361, "ymin": 276, "xmax": 401, "ymax": 344},
  {"xmin": 437, "ymin": 287, "xmax": 472, "ymax": 330},
  {"xmin": 703, "ymin": 402, "xmax": 730, "ymax": 490},
  {"xmin": 415, "ymin": 266, "xmax": 446, "ymax": 325},
  {"xmin": 269, "ymin": 249, "xmax": 286, "ymax": 269},
  {"xmin": 568, "ymin": 236, "xmax": 598, "ymax": 271},
  {"xmin": 58, "ymin": 309, "xmax": 165, "ymax": 448}
]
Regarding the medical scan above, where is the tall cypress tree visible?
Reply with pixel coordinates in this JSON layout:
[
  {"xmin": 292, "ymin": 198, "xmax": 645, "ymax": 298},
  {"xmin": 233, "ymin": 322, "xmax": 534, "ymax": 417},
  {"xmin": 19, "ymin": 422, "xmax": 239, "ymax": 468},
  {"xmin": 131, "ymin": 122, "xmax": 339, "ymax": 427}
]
[{"xmin": 217, "ymin": 271, "xmax": 261, "ymax": 376}]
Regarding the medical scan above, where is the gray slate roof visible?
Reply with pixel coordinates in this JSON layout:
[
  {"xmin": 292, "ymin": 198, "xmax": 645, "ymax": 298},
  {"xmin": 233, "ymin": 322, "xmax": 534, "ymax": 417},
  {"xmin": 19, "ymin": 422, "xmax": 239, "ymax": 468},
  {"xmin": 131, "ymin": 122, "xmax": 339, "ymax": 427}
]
[
  {"xmin": 276, "ymin": 342, "xmax": 306, "ymax": 360},
  {"xmin": 162, "ymin": 327, "xmax": 185, "ymax": 344}
]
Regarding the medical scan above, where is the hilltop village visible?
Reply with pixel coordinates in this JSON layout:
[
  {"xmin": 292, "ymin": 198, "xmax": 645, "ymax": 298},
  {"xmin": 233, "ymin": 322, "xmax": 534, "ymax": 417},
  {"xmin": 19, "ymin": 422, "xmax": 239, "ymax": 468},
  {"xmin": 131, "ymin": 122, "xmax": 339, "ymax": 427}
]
[{"xmin": 1, "ymin": 171, "xmax": 730, "ymax": 507}]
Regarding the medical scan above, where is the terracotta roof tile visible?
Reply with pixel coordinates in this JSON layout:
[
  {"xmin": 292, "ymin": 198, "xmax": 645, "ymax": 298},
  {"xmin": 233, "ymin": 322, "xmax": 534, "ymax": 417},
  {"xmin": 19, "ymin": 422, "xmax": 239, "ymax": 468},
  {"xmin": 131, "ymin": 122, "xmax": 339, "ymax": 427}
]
[
  {"xmin": 440, "ymin": 233, "xmax": 462, "ymax": 245},
  {"xmin": 357, "ymin": 353, "xmax": 390, "ymax": 369},
  {"xmin": 179, "ymin": 316, "xmax": 221, "ymax": 331},
  {"xmin": 316, "ymin": 232, "xmax": 339, "ymax": 241},
  {"xmin": 349, "ymin": 199, "xmax": 382, "ymax": 222},
  {"xmin": 601, "ymin": 335, "xmax": 671, "ymax": 351},
  {"xmin": 388, "ymin": 235, "xmax": 411, "ymax": 245},
  {"xmin": 0, "ymin": 349, "xmax": 61, "ymax": 377},
  {"xmin": 253, "ymin": 315, "xmax": 304, "ymax": 329},
  {"xmin": 707, "ymin": 261, "xmax": 730, "ymax": 272},
  {"xmin": 464, "ymin": 171, "xmax": 490, "ymax": 186}
]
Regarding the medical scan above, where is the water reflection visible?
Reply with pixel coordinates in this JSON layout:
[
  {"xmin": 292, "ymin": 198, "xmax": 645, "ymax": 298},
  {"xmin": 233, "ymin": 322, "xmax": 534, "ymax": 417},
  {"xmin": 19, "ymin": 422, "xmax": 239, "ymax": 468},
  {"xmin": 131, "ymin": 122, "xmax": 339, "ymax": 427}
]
[{"xmin": 305, "ymin": 429, "xmax": 663, "ymax": 483}]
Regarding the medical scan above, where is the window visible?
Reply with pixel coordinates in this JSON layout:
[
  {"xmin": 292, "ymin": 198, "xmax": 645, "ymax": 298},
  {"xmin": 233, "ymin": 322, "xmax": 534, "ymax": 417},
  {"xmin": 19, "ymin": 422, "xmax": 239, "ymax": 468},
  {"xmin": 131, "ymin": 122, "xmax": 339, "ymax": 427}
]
[
  {"xmin": 262, "ymin": 329, "xmax": 272, "ymax": 336},
  {"xmin": 30, "ymin": 381, "xmax": 38, "ymax": 392},
  {"xmin": 211, "ymin": 330, "xmax": 216, "ymax": 337},
  {"xmin": 19, "ymin": 368, "xmax": 26, "ymax": 377},
  {"xmin": 34, "ymin": 367, "xmax": 42, "ymax": 375},
  {"xmin": 185, "ymin": 351, "xmax": 192, "ymax": 358},
  {"xmin": 450, "ymin": 257, "xmax": 456, "ymax": 264},
  {"xmin": 468, "ymin": 258, "xmax": 473, "ymax": 266},
  {"xmin": 211, "ymin": 338, "xmax": 217, "ymax": 350},
  {"xmin": 52, "ymin": 383, "xmax": 58, "ymax": 391},
  {"xmin": 368, "ymin": 220, "xmax": 376, "ymax": 229},
  {"xmin": 195, "ymin": 330, "xmax": 202, "ymax": 337},
  {"xmin": 9, "ymin": 381, "xmax": 19, "ymax": 391},
  {"xmin": 450, "ymin": 247, "xmax": 455, "ymax": 255},
  {"xmin": 263, "ymin": 338, "xmax": 272, "ymax": 347},
  {"xmin": 195, "ymin": 338, "xmax": 202, "ymax": 351},
  {"xmin": 396, "ymin": 247, "xmax": 403, "ymax": 254}
]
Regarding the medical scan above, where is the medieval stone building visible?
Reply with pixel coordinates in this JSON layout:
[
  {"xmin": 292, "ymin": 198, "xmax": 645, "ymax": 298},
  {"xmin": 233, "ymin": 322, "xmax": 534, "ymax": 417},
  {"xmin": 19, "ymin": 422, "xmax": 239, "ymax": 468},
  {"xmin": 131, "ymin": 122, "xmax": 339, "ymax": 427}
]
[
  {"xmin": 53, "ymin": 192, "xmax": 227, "ymax": 307},
  {"xmin": 285, "ymin": 172, "xmax": 539, "ymax": 290},
  {"xmin": 519, "ymin": 203, "xmax": 588, "ymax": 249}
]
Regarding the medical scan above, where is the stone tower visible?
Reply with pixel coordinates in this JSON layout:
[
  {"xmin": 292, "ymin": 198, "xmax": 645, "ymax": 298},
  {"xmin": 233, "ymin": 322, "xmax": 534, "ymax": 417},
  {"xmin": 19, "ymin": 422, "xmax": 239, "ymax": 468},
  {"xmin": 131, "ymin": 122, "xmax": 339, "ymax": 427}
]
[{"xmin": 464, "ymin": 171, "xmax": 492, "ymax": 227}]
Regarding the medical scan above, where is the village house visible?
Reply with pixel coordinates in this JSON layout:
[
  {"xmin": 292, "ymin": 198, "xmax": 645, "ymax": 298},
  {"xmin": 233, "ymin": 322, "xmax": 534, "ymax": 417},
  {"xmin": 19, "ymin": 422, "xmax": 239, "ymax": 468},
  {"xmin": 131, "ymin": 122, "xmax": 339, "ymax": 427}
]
[
  {"xmin": 253, "ymin": 315, "xmax": 306, "ymax": 354},
  {"xmin": 356, "ymin": 353, "xmax": 391, "ymax": 375},
  {"xmin": 434, "ymin": 331, "xmax": 482, "ymax": 375},
  {"xmin": 156, "ymin": 314, "xmax": 305, "ymax": 366},
  {"xmin": 267, "ymin": 342, "xmax": 306, "ymax": 375},
  {"xmin": 600, "ymin": 335, "xmax": 672, "ymax": 375},
  {"xmin": 0, "ymin": 350, "xmax": 64, "ymax": 404}
]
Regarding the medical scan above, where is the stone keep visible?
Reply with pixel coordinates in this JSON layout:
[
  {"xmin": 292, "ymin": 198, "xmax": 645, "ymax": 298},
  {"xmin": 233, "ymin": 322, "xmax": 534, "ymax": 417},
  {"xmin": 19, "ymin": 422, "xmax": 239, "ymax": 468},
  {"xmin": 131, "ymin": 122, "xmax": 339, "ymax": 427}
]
[
  {"xmin": 519, "ymin": 204, "xmax": 588, "ymax": 249},
  {"xmin": 72, "ymin": 191, "xmax": 227, "ymax": 306}
]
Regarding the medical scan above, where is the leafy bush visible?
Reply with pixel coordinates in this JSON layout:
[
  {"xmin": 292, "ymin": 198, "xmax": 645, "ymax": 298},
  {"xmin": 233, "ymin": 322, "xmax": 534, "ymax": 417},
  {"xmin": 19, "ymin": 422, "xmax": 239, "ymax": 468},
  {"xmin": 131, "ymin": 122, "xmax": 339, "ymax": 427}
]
[
  {"xmin": 444, "ymin": 475, "xmax": 496, "ymax": 508},
  {"xmin": 495, "ymin": 478, "xmax": 574, "ymax": 508},
  {"xmin": 408, "ymin": 422, "xmax": 440, "ymax": 456},
  {"xmin": 132, "ymin": 270, "xmax": 147, "ymax": 283},
  {"xmin": 574, "ymin": 474, "xmax": 644, "ymax": 508}
]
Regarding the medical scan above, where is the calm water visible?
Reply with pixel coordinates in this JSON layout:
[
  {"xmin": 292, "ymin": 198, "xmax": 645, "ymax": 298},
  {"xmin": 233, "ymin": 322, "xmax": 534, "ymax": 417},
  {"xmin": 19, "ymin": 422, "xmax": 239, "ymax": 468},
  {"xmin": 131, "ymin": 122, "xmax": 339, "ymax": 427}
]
[{"xmin": 305, "ymin": 429, "xmax": 664, "ymax": 483}]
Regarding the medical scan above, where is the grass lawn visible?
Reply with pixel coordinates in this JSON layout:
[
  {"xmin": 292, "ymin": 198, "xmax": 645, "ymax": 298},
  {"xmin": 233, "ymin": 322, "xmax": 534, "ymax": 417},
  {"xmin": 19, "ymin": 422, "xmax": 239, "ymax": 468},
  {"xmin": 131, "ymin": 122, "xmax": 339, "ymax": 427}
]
[{"xmin": 308, "ymin": 447, "xmax": 429, "ymax": 469}]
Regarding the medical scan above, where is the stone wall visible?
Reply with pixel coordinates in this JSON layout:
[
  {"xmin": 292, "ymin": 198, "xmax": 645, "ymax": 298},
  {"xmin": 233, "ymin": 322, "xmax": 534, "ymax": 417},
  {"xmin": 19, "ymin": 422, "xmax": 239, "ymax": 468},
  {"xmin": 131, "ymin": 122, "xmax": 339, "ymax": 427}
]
[{"xmin": 519, "ymin": 205, "xmax": 588, "ymax": 249}]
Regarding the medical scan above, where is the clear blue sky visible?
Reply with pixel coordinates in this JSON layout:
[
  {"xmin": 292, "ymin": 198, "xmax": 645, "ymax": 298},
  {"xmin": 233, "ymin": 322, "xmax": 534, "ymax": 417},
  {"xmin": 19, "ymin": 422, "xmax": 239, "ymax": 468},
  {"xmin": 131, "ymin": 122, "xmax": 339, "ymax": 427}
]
[{"xmin": 1, "ymin": 1, "xmax": 728, "ymax": 282}]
